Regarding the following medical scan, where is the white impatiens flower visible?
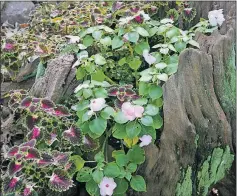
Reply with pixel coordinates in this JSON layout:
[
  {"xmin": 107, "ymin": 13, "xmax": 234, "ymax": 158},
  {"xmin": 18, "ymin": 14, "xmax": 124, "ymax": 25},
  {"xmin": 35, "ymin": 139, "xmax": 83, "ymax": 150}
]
[
  {"xmin": 65, "ymin": 35, "xmax": 80, "ymax": 44},
  {"xmin": 89, "ymin": 98, "xmax": 106, "ymax": 112},
  {"xmin": 139, "ymin": 135, "xmax": 152, "ymax": 147},
  {"xmin": 138, "ymin": 10, "xmax": 150, "ymax": 21},
  {"xmin": 155, "ymin": 62, "xmax": 167, "ymax": 69},
  {"xmin": 143, "ymin": 50, "xmax": 156, "ymax": 65},
  {"xmin": 208, "ymin": 9, "xmax": 225, "ymax": 26},
  {"xmin": 157, "ymin": 73, "xmax": 169, "ymax": 82},
  {"xmin": 74, "ymin": 83, "xmax": 90, "ymax": 93},
  {"xmin": 98, "ymin": 177, "xmax": 117, "ymax": 196}
]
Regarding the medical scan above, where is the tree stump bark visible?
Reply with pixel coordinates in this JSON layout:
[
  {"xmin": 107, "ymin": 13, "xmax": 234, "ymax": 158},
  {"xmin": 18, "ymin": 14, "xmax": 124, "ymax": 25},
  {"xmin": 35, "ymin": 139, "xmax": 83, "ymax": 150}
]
[{"xmin": 129, "ymin": 2, "xmax": 236, "ymax": 196}]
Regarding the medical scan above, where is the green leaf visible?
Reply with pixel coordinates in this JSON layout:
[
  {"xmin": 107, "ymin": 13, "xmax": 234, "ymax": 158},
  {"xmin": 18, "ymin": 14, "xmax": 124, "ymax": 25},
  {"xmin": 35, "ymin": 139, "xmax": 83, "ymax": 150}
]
[
  {"xmin": 100, "ymin": 36, "xmax": 112, "ymax": 47},
  {"xmin": 128, "ymin": 57, "xmax": 141, "ymax": 70},
  {"xmin": 148, "ymin": 85, "xmax": 163, "ymax": 100},
  {"xmin": 76, "ymin": 67, "xmax": 86, "ymax": 80},
  {"xmin": 166, "ymin": 63, "xmax": 178, "ymax": 75},
  {"xmin": 92, "ymin": 170, "xmax": 103, "ymax": 184},
  {"xmin": 92, "ymin": 30, "xmax": 103, "ymax": 40},
  {"xmin": 132, "ymin": 98, "xmax": 148, "ymax": 106},
  {"xmin": 139, "ymin": 82, "xmax": 149, "ymax": 96},
  {"xmin": 70, "ymin": 155, "xmax": 85, "ymax": 172},
  {"xmin": 94, "ymin": 87, "xmax": 108, "ymax": 98},
  {"xmin": 112, "ymin": 36, "xmax": 124, "ymax": 50},
  {"xmin": 94, "ymin": 54, "xmax": 106, "ymax": 65},
  {"xmin": 126, "ymin": 121, "xmax": 141, "ymax": 139},
  {"xmin": 104, "ymin": 162, "xmax": 120, "ymax": 178},
  {"xmin": 140, "ymin": 125, "xmax": 156, "ymax": 140},
  {"xmin": 188, "ymin": 40, "xmax": 200, "ymax": 48},
  {"xmin": 130, "ymin": 175, "xmax": 146, "ymax": 192},
  {"xmin": 114, "ymin": 178, "xmax": 129, "ymax": 195},
  {"xmin": 114, "ymin": 111, "xmax": 128, "ymax": 124},
  {"xmin": 112, "ymin": 150, "xmax": 125, "ymax": 158},
  {"xmin": 127, "ymin": 145, "xmax": 145, "ymax": 164},
  {"xmin": 118, "ymin": 57, "xmax": 127, "ymax": 66},
  {"xmin": 134, "ymin": 42, "xmax": 150, "ymax": 55},
  {"xmin": 148, "ymin": 26, "xmax": 159, "ymax": 36},
  {"xmin": 83, "ymin": 88, "xmax": 93, "ymax": 99},
  {"xmin": 174, "ymin": 41, "xmax": 187, "ymax": 53},
  {"xmin": 76, "ymin": 100, "xmax": 89, "ymax": 111},
  {"xmin": 127, "ymin": 163, "xmax": 137, "ymax": 173},
  {"xmin": 152, "ymin": 52, "xmax": 162, "ymax": 63},
  {"xmin": 145, "ymin": 104, "xmax": 159, "ymax": 116},
  {"xmin": 127, "ymin": 32, "xmax": 139, "ymax": 43},
  {"xmin": 166, "ymin": 27, "xmax": 180, "ymax": 38},
  {"xmin": 152, "ymin": 114, "xmax": 163, "ymax": 129},
  {"xmin": 94, "ymin": 151, "xmax": 105, "ymax": 163},
  {"xmin": 157, "ymin": 25, "xmax": 169, "ymax": 35},
  {"xmin": 101, "ymin": 106, "xmax": 115, "ymax": 119},
  {"xmin": 118, "ymin": 27, "xmax": 125, "ymax": 36},
  {"xmin": 86, "ymin": 180, "xmax": 100, "ymax": 196},
  {"xmin": 125, "ymin": 173, "xmax": 132, "ymax": 181},
  {"xmin": 76, "ymin": 167, "xmax": 92, "ymax": 182},
  {"xmin": 89, "ymin": 117, "xmax": 107, "ymax": 137},
  {"xmin": 136, "ymin": 27, "xmax": 149, "ymax": 37},
  {"xmin": 83, "ymin": 35, "xmax": 94, "ymax": 47},
  {"xmin": 82, "ymin": 111, "xmax": 92, "ymax": 122},
  {"xmin": 115, "ymin": 154, "xmax": 129, "ymax": 167},
  {"xmin": 141, "ymin": 116, "xmax": 153, "ymax": 126},
  {"xmin": 91, "ymin": 70, "xmax": 106, "ymax": 82},
  {"xmin": 112, "ymin": 123, "xmax": 127, "ymax": 139}
]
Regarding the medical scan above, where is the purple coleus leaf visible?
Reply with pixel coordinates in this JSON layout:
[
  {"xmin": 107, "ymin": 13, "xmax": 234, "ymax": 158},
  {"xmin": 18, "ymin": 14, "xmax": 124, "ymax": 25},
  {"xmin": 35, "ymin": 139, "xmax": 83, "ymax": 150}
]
[
  {"xmin": 48, "ymin": 169, "xmax": 73, "ymax": 192},
  {"xmin": 7, "ymin": 146, "xmax": 19, "ymax": 157},
  {"xmin": 29, "ymin": 105, "xmax": 38, "ymax": 113},
  {"xmin": 81, "ymin": 135, "xmax": 100, "ymax": 152},
  {"xmin": 3, "ymin": 176, "xmax": 22, "ymax": 194},
  {"xmin": 8, "ymin": 161, "xmax": 23, "ymax": 176},
  {"xmin": 32, "ymin": 97, "xmax": 41, "ymax": 103},
  {"xmin": 27, "ymin": 126, "xmax": 43, "ymax": 141},
  {"xmin": 108, "ymin": 85, "xmax": 136, "ymax": 101},
  {"xmin": 51, "ymin": 105, "xmax": 71, "ymax": 117},
  {"xmin": 20, "ymin": 97, "xmax": 32, "ymax": 108},
  {"xmin": 37, "ymin": 153, "xmax": 54, "ymax": 167},
  {"xmin": 20, "ymin": 139, "xmax": 36, "ymax": 148},
  {"xmin": 23, "ymin": 185, "xmax": 35, "ymax": 196},
  {"xmin": 63, "ymin": 126, "xmax": 82, "ymax": 145},
  {"xmin": 45, "ymin": 133, "xmax": 58, "ymax": 146},
  {"xmin": 40, "ymin": 99, "xmax": 55, "ymax": 110},
  {"xmin": 25, "ymin": 148, "xmax": 40, "ymax": 160},
  {"xmin": 15, "ymin": 153, "xmax": 23, "ymax": 160},
  {"xmin": 25, "ymin": 115, "xmax": 40, "ymax": 130},
  {"xmin": 52, "ymin": 151, "xmax": 70, "ymax": 166}
]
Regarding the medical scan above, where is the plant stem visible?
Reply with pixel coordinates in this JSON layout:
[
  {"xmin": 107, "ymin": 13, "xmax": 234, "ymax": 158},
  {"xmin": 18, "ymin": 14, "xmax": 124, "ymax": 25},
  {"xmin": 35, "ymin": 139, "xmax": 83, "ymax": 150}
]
[{"xmin": 104, "ymin": 74, "xmax": 116, "ymax": 85}]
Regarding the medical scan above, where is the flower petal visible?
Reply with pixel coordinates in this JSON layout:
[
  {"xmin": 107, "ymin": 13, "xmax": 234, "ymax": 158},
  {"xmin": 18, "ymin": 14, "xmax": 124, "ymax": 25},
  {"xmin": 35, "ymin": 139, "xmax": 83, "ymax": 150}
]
[{"xmin": 49, "ymin": 169, "xmax": 73, "ymax": 192}]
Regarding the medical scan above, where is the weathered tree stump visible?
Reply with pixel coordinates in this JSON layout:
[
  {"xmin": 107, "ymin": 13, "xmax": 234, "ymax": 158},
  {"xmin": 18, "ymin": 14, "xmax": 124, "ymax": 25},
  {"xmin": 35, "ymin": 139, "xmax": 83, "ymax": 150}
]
[{"xmin": 129, "ymin": 2, "xmax": 236, "ymax": 196}]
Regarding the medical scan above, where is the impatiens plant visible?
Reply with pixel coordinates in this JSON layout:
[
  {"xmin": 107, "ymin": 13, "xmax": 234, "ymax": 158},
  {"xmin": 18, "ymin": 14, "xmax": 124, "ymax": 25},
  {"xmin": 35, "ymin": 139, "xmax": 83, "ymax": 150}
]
[{"xmin": 1, "ymin": 1, "xmax": 225, "ymax": 196}]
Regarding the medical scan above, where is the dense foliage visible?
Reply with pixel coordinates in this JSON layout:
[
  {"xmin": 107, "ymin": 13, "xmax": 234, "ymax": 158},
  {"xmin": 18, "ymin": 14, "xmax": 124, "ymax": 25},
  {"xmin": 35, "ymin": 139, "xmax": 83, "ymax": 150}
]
[{"xmin": 1, "ymin": 1, "xmax": 224, "ymax": 196}]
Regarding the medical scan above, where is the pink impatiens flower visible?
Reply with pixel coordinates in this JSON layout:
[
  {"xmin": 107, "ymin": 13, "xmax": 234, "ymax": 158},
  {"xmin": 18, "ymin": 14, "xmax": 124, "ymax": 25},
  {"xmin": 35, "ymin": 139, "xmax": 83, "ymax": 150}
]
[
  {"xmin": 98, "ymin": 177, "xmax": 117, "ymax": 196},
  {"xmin": 121, "ymin": 102, "xmax": 144, "ymax": 121},
  {"xmin": 89, "ymin": 98, "xmax": 106, "ymax": 112},
  {"xmin": 139, "ymin": 135, "xmax": 152, "ymax": 147}
]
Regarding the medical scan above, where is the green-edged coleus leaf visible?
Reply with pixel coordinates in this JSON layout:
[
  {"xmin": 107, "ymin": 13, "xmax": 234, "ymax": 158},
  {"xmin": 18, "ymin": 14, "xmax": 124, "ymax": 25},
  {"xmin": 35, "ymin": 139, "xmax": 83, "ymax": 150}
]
[
  {"xmin": 40, "ymin": 98, "xmax": 55, "ymax": 110},
  {"xmin": 63, "ymin": 125, "xmax": 82, "ymax": 146},
  {"xmin": 22, "ymin": 185, "xmax": 37, "ymax": 196},
  {"xmin": 182, "ymin": 8, "xmax": 197, "ymax": 22},
  {"xmin": 49, "ymin": 169, "xmax": 73, "ymax": 192},
  {"xmin": 24, "ymin": 148, "xmax": 41, "ymax": 160},
  {"xmin": 27, "ymin": 126, "xmax": 43, "ymax": 141},
  {"xmin": 37, "ymin": 152, "xmax": 54, "ymax": 167},
  {"xmin": 3, "ymin": 177, "xmax": 22, "ymax": 194},
  {"xmin": 52, "ymin": 151, "xmax": 71, "ymax": 166},
  {"xmin": 20, "ymin": 97, "xmax": 32, "ymax": 108},
  {"xmin": 45, "ymin": 132, "xmax": 58, "ymax": 146},
  {"xmin": 25, "ymin": 114, "xmax": 41, "ymax": 130},
  {"xmin": 81, "ymin": 135, "xmax": 100, "ymax": 152},
  {"xmin": 20, "ymin": 139, "xmax": 36, "ymax": 148},
  {"xmin": 7, "ymin": 146, "xmax": 19, "ymax": 158},
  {"xmin": 8, "ymin": 160, "xmax": 23, "ymax": 176},
  {"xmin": 50, "ymin": 105, "xmax": 71, "ymax": 117}
]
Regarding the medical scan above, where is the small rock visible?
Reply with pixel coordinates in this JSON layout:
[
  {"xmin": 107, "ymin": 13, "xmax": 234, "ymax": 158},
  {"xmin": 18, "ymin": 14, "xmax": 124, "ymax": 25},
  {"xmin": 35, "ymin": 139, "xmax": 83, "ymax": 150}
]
[{"xmin": 1, "ymin": 1, "xmax": 35, "ymax": 25}]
